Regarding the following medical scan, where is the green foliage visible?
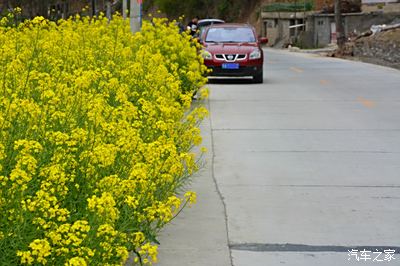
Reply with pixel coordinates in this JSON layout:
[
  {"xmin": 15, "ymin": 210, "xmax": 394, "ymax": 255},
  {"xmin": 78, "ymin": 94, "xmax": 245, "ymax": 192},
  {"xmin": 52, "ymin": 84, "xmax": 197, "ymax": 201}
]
[
  {"xmin": 150, "ymin": 0, "xmax": 258, "ymax": 21},
  {"xmin": 154, "ymin": 0, "xmax": 185, "ymax": 17},
  {"xmin": 263, "ymin": 2, "xmax": 314, "ymax": 12}
]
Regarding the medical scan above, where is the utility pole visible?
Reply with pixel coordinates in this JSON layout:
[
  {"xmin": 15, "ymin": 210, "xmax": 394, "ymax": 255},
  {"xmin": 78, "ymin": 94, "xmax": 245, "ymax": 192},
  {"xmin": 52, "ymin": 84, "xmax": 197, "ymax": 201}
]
[
  {"xmin": 303, "ymin": 0, "xmax": 306, "ymax": 31},
  {"xmin": 130, "ymin": 0, "xmax": 141, "ymax": 33},
  {"xmin": 123, "ymin": 0, "xmax": 128, "ymax": 19},
  {"xmin": 294, "ymin": 0, "xmax": 298, "ymax": 42},
  {"xmin": 106, "ymin": 0, "xmax": 111, "ymax": 20},
  {"xmin": 334, "ymin": 0, "xmax": 345, "ymax": 51}
]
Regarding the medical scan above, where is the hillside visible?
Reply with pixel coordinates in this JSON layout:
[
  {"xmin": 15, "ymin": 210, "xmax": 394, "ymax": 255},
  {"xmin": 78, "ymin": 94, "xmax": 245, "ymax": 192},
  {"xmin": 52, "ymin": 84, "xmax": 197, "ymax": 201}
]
[
  {"xmin": 144, "ymin": 0, "xmax": 268, "ymax": 23},
  {"xmin": 0, "ymin": 0, "xmax": 267, "ymax": 26}
]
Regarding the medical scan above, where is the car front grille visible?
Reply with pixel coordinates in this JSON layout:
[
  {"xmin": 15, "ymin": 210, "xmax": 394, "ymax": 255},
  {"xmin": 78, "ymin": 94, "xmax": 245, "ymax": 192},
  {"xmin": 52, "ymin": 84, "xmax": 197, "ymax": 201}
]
[{"xmin": 215, "ymin": 54, "xmax": 247, "ymax": 62}]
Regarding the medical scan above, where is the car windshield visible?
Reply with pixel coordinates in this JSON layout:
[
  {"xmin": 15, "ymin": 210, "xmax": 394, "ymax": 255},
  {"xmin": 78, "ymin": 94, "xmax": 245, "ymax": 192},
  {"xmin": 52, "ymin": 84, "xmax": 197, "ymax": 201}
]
[{"xmin": 205, "ymin": 27, "xmax": 256, "ymax": 43}]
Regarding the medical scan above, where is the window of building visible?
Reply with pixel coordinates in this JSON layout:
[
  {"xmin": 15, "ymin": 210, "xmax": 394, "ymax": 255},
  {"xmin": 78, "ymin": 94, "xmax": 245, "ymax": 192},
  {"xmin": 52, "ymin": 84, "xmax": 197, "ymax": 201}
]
[
  {"xmin": 297, "ymin": 19, "xmax": 305, "ymax": 31},
  {"xmin": 290, "ymin": 19, "xmax": 295, "ymax": 36}
]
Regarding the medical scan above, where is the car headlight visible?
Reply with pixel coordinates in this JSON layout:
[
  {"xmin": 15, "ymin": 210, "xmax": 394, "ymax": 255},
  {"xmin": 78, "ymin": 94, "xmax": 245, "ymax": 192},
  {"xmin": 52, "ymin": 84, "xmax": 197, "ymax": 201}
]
[
  {"xmin": 202, "ymin": 50, "xmax": 212, "ymax": 60},
  {"xmin": 249, "ymin": 49, "xmax": 262, "ymax": 60}
]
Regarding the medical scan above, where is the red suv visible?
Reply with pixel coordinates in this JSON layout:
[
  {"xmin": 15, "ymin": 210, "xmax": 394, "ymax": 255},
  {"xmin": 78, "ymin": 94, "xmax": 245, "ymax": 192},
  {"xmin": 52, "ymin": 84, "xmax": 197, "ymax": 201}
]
[{"xmin": 201, "ymin": 23, "xmax": 268, "ymax": 83}]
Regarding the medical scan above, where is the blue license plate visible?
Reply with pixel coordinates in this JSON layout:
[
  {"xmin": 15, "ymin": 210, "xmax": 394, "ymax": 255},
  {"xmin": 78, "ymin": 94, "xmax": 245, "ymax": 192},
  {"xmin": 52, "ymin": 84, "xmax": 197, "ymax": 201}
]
[{"xmin": 222, "ymin": 63, "xmax": 239, "ymax": 69}]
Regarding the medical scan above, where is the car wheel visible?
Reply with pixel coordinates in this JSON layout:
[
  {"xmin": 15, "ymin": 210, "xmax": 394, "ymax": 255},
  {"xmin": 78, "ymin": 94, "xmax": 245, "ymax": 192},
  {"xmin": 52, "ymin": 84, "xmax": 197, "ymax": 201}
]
[{"xmin": 253, "ymin": 71, "xmax": 263, "ymax": 84}]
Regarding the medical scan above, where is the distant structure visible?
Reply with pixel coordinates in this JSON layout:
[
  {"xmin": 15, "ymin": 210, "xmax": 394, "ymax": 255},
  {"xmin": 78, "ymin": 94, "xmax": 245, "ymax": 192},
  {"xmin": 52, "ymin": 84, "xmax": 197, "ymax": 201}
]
[{"xmin": 260, "ymin": 0, "xmax": 400, "ymax": 48}]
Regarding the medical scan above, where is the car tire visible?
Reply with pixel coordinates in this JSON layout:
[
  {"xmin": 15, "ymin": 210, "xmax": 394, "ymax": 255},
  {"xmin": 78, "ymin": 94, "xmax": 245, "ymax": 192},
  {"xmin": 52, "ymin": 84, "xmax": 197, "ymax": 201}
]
[{"xmin": 253, "ymin": 71, "xmax": 263, "ymax": 84}]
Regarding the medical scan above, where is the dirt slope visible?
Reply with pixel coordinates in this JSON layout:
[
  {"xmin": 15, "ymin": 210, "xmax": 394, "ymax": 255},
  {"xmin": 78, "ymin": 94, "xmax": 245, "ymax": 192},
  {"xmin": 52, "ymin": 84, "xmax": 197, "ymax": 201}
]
[{"xmin": 353, "ymin": 28, "xmax": 400, "ymax": 69}]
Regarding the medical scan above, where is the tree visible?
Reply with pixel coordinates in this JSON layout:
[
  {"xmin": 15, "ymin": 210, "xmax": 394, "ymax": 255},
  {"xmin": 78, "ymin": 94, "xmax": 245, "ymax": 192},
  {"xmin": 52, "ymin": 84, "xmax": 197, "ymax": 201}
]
[{"xmin": 4, "ymin": 0, "xmax": 59, "ymax": 18}]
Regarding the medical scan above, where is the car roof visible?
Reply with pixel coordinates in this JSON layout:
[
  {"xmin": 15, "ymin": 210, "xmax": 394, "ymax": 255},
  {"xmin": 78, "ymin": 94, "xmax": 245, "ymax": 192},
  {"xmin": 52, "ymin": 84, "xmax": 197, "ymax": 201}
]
[{"xmin": 207, "ymin": 23, "xmax": 253, "ymax": 29}]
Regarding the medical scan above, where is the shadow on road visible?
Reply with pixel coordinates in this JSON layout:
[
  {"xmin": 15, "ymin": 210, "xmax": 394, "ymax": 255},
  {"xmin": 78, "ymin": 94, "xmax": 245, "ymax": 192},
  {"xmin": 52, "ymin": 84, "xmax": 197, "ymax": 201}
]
[{"xmin": 207, "ymin": 78, "xmax": 255, "ymax": 85}]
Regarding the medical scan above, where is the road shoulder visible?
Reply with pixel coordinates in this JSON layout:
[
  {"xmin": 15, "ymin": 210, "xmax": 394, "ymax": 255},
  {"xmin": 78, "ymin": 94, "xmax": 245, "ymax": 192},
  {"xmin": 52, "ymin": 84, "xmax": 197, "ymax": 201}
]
[{"xmin": 156, "ymin": 100, "xmax": 231, "ymax": 266}]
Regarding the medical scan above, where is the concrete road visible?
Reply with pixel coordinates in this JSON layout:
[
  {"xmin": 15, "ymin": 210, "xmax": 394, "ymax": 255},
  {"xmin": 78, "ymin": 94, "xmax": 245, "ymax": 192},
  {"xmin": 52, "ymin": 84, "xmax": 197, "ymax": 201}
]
[
  {"xmin": 212, "ymin": 49, "xmax": 400, "ymax": 266},
  {"xmin": 157, "ymin": 49, "xmax": 400, "ymax": 266}
]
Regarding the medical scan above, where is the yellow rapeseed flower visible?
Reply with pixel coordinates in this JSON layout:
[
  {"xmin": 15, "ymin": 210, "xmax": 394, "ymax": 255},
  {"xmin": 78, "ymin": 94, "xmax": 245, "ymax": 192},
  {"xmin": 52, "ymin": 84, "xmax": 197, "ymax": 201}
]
[{"xmin": 1, "ymin": 14, "xmax": 207, "ymax": 266}]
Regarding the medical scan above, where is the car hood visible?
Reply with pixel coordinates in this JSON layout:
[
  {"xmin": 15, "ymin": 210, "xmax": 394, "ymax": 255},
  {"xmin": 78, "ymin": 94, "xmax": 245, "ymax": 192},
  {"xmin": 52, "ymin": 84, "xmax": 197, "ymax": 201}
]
[{"xmin": 204, "ymin": 42, "xmax": 259, "ymax": 54}]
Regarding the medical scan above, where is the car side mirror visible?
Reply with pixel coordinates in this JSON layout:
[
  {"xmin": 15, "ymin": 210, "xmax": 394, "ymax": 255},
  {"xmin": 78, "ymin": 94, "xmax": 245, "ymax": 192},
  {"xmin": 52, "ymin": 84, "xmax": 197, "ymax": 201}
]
[{"xmin": 259, "ymin": 37, "xmax": 268, "ymax": 44}]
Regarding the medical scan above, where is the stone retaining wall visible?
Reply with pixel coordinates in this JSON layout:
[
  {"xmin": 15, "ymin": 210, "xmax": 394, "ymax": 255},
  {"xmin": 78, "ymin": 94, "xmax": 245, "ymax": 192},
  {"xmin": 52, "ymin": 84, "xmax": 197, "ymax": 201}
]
[{"xmin": 353, "ymin": 28, "xmax": 400, "ymax": 68}]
